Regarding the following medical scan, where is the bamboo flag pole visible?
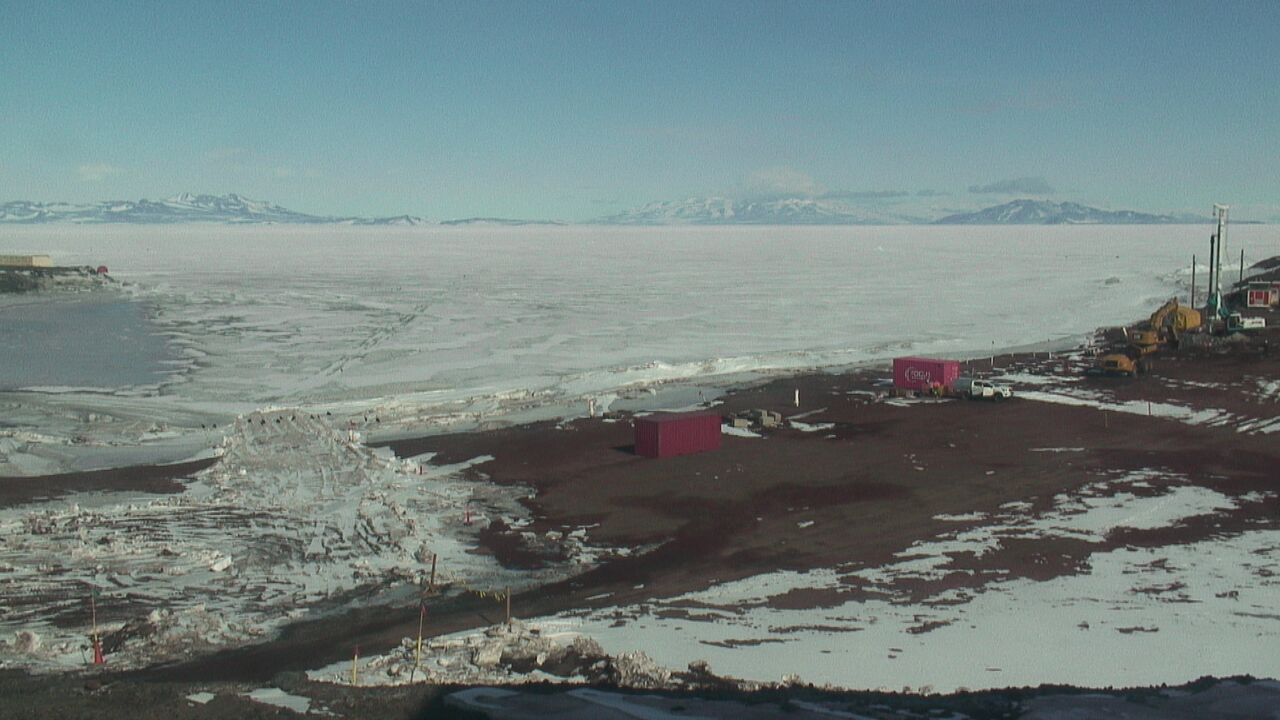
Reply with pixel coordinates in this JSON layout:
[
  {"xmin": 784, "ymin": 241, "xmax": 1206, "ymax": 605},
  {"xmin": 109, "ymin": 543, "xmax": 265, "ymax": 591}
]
[
  {"xmin": 416, "ymin": 605, "xmax": 425, "ymax": 671},
  {"xmin": 89, "ymin": 588, "xmax": 104, "ymax": 665}
]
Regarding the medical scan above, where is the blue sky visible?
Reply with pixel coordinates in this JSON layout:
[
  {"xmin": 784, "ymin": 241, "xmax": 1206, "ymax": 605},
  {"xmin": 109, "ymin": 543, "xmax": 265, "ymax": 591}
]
[{"xmin": 3, "ymin": 1, "xmax": 1278, "ymax": 220}]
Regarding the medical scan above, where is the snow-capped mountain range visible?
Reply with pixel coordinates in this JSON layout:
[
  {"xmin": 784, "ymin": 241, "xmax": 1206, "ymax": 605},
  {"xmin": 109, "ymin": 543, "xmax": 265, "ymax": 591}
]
[
  {"xmin": 0, "ymin": 193, "xmax": 428, "ymax": 225},
  {"xmin": 0, "ymin": 193, "xmax": 1218, "ymax": 226},
  {"xmin": 932, "ymin": 199, "xmax": 1200, "ymax": 225}
]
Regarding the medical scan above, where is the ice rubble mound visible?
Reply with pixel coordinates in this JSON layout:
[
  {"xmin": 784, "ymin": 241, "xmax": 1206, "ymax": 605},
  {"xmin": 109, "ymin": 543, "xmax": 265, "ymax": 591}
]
[{"xmin": 0, "ymin": 410, "xmax": 523, "ymax": 670}]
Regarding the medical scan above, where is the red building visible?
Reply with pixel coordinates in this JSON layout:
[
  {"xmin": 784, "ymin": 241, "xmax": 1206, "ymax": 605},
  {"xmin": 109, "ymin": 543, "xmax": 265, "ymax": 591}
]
[
  {"xmin": 634, "ymin": 412, "xmax": 721, "ymax": 458},
  {"xmin": 1246, "ymin": 281, "xmax": 1279, "ymax": 308}
]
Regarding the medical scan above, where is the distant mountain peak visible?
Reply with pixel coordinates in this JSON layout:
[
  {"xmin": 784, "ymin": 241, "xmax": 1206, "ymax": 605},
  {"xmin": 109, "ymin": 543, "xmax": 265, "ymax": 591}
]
[{"xmin": 933, "ymin": 199, "xmax": 1199, "ymax": 225}]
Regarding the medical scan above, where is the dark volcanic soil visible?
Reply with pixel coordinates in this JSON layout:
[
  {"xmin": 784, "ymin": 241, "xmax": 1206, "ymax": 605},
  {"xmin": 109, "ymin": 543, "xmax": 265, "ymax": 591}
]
[
  {"xmin": 0, "ymin": 457, "xmax": 217, "ymax": 508},
  {"xmin": 127, "ymin": 329, "xmax": 1280, "ymax": 684}
]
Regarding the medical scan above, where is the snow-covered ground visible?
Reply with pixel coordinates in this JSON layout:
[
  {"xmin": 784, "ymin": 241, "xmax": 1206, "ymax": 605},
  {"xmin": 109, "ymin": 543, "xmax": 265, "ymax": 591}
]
[
  {"xmin": 2, "ymin": 224, "xmax": 1277, "ymax": 685},
  {"xmin": 1015, "ymin": 387, "xmax": 1280, "ymax": 434},
  {"xmin": 334, "ymin": 471, "xmax": 1278, "ymax": 693}
]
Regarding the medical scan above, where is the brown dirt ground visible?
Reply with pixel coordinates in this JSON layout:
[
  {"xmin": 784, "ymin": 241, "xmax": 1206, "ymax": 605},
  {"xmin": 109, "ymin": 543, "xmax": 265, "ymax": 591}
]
[
  {"xmin": 7, "ymin": 327, "xmax": 1278, "ymax": 701},
  {"xmin": 0, "ymin": 457, "xmax": 217, "ymax": 508}
]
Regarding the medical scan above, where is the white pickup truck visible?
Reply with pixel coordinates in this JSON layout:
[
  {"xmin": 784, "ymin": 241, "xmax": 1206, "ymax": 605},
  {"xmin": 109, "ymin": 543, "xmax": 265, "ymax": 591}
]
[{"xmin": 953, "ymin": 377, "xmax": 1013, "ymax": 400}]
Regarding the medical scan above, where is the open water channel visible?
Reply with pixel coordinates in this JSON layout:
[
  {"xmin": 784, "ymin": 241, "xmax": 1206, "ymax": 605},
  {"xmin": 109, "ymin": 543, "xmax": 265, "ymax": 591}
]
[{"xmin": 0, "ymin": 294, "xmax": 173, "ymax": 391}]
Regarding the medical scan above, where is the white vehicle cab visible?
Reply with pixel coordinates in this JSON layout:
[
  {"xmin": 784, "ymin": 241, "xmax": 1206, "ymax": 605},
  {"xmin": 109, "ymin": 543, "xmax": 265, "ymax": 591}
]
[{"xmin": 952, "ymin": 376, "xmax": 1013, "ymax": 400}]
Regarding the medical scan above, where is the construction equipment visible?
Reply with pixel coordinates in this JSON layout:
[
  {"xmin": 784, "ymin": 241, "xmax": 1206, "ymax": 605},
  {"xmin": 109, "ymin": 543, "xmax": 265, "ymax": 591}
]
[
  {"xmin": 1131, "ymin": 297, "xmax": 1202, "ymax": 352},
  {"xmin": 1090, "ymin": 298, "xmax": 1195, "ymax": 377},
  {"xmin": 1206, "ymin": 204, "xmax": 1230, "ymax": 318},
  {"xmin": 1226, "ymin": 313, "xmax": 1266, "ymax": 333},
  {"xmin": 1091, "ymin": 346, "xmax": 1152, "ymax": 377}
]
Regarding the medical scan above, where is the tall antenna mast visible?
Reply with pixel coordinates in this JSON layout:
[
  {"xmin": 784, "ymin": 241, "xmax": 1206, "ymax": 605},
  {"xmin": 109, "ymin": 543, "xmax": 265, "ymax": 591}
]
[{"xmin": 1212, "ymin": 203, "xmax": 1229, "ymax": 310}]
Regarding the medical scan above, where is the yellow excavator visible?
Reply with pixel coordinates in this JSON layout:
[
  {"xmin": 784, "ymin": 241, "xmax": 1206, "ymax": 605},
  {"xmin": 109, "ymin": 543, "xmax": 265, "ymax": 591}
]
[
  {"xmin": 1093, "ymin": 298, "xmax": 1201, "ymax": 377},
  {"xmin": 1130, "ymin": 298, "xmax": 1201, "ymax": 353}
]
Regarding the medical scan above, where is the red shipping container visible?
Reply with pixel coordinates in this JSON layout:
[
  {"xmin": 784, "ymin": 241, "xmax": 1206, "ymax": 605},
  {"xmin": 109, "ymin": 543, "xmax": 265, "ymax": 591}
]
[
  {"xmin": 893, "ymin": 356, "xmax": 960, "ymax": 392},
  {"xmin": 634, "ymin": 412, "xmax": 722, "ymax": 458}
]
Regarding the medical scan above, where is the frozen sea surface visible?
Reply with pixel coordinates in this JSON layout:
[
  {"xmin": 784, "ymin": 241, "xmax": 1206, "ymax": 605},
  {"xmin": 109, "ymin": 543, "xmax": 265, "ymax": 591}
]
[
  {"xmin": 0, "ymin": 223, "xmax": 1271, "ymax": 475},
  {"xmin": 4, "ymin": 224, "xmax": 1267, "ymax": 418}
]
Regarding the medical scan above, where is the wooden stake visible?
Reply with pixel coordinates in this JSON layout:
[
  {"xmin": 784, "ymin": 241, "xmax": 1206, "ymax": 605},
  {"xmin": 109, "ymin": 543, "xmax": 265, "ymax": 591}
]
[
  {"xmin": 429, "ymin": 554, "xmax": 437, "ymax": 590},
  {"xmin": 1104, "ymin": 411, "xmax": 1109, "ymax": 428},
  {"xmin": 505, "ymin": 587, "xmax": 512, "ymax": 625},
  {"xmin": 351, "ymin": 646, "xmax": 359, "ymax": 686}
]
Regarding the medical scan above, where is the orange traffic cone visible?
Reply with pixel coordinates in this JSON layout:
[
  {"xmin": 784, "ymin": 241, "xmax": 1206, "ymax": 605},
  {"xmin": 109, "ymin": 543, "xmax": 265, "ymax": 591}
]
[{"xmin": 92, "ymin": 636, "xmax": 105, "ymax": 665}]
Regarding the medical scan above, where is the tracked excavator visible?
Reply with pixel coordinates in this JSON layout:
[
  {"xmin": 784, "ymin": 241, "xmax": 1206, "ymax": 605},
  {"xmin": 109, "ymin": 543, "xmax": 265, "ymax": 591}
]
[
  {"xmin": 1092, "ymin": 298, "xmax": 1202, "ymax": 377},
  {"xmin": 1130, "ymin": 298, "xmax": 1202, "ymax": 352}
]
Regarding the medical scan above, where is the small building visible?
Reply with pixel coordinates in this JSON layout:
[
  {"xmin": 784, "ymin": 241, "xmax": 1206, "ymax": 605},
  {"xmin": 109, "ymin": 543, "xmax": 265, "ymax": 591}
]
[
  {"xmin": 1246, "ymin": 281, "xmax": 1279, "ymax": 308},
  {"xmin": 0, "ymin": 254, "xmax": 53, "ymax": 268},
  {"xmin": 634, "ymin": 412, "xmax": 721, "ymax": 458},
  {"xmin": 893, "ymin": 356, "xmax": 960, "ymax": 393}
]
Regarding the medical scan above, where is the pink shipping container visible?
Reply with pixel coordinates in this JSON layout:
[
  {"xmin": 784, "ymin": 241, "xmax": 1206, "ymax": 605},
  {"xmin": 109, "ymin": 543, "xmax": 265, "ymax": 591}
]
[
  {"xmin": 892, "ymin": 356, "xmax": 960, "ymax": 392},
  {"xmin": 634, "ymin": 412, "xmax": 722, "ymax": 458}
]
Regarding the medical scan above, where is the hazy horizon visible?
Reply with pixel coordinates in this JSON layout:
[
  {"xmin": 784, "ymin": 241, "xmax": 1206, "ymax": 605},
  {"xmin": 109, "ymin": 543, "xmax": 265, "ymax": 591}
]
[{"xmin": 4, "ymin": 1, "xmax": 1279, "ymax": 222}]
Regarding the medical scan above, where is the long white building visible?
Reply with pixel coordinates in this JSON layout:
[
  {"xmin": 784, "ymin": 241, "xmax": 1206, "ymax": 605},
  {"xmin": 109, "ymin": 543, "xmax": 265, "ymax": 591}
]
[{"xmin": 0, "ymin": 254, "xmax": 53, "ymax": 268}]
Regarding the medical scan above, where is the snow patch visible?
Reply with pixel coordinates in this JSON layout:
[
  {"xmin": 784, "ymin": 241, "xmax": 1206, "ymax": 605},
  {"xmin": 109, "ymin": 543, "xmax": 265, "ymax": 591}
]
[
  {"xmin": 245, "ymin": 687, "xmax": 313, "ymax": 714},
  {"xmin": 721, "ymin": 424, "xmax": 762, "ymax": 438}
]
